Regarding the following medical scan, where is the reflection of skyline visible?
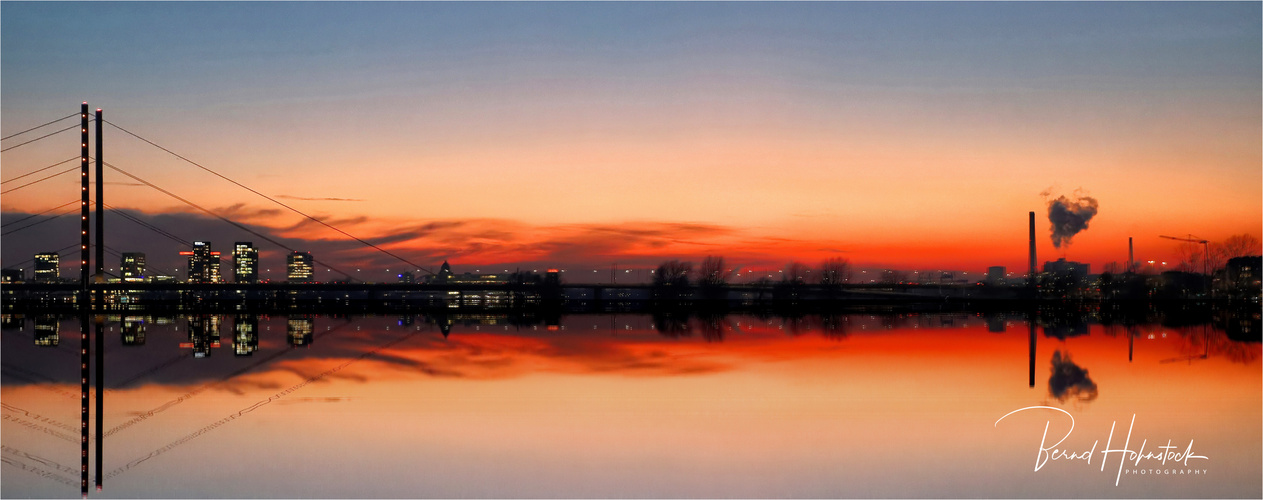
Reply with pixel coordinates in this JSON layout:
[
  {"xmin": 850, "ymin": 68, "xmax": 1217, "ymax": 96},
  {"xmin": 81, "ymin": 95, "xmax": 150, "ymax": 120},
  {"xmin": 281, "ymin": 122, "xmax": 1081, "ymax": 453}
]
[
  {"xmin": 2, "ymin": 310, "xmax": 1260, "ymax": 498},
  {"xmin": 2, "ymin": 312, "xmax": 1257, "ymax": 393}
]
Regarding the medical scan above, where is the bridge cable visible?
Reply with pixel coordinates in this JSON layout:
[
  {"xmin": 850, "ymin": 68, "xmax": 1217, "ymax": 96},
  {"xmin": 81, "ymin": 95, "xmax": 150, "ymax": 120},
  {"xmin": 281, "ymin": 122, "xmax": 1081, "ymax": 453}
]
[
  {"xmin": 102, "ymin": 160, "xmax": 358, "ymax": 281},
  {"xmin": 104, "ymin": 203, "xmax": 193, "ymax": 248},
  {"xmin": 1, "ymin": 199, "xmax": 79, "ymax": 228},
  {"xmin": 0, "ymin": 123, "xmax": 80, "ymax": 153},
  {"xmin": 0, "ymin": 165, "xmax": 80, "ymax": 195},
  {"xmin": 0, "ymin": 206, "xmax": 78, "ymax": 237},
  {"xmin": 103, "ymin": 119, "xmax": 433, "ymax": 276},
  {"xmin": 1, "ymin": 112, "xmax": 78, "ymax": 141},
  {"xmin": 1, "ymin": 156, "xmax": 80, "ymax": 185}
]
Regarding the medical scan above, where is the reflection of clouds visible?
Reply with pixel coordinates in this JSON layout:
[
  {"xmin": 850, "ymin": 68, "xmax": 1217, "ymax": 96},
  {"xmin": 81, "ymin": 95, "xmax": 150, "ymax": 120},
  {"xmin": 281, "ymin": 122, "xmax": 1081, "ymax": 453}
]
[{"xmin": 1049, "ymin": 350, "xmax": 1098, "ymax": 403}]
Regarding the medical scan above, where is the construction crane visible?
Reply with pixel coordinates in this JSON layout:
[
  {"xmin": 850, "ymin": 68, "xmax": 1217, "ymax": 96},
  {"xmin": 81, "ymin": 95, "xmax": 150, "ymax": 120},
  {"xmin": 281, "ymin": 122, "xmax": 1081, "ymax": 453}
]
[{"xmin": 1159, "ymin": 234, "xmax": 1210, "ymax": 275}]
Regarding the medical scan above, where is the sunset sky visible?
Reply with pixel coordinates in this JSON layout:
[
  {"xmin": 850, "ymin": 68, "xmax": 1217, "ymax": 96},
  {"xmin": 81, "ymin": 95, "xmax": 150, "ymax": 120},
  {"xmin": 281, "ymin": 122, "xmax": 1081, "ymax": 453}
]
[{"xmin": 2, "ymin": 2, "xmax": 1259, "ymax": 281}]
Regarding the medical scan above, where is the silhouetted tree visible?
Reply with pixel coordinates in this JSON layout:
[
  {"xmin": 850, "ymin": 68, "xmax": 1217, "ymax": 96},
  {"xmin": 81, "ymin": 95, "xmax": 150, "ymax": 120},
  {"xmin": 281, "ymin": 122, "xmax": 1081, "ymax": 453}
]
[
  {"xmin": 784, "ymin": 261, "xmax": 809, "ymax": 285},
  {"xmin": 818, "ymin": 257, "xmax": 851, "ymax": 286},
  {"xmin": 653, "ymin": 260, "xmax": 692, "ymax": 288},
  {"xmin": 696, "ymin": 255, "xmax": 730, "ymax": 288},
  {"xmin": 880, "ymin": 269, "xmax": 907, "ymax": 285},
  {"xmin": 1210, "ymin": 234, "xmax": 1261, "ymax": 272}
]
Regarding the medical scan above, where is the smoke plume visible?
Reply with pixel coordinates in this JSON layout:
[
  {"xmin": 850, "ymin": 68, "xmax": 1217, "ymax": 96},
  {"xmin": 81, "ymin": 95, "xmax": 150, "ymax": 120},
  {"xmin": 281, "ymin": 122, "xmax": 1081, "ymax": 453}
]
[{"xmin": 1047, "ymin": 194, "xmax": 1098, "ymax": 248}]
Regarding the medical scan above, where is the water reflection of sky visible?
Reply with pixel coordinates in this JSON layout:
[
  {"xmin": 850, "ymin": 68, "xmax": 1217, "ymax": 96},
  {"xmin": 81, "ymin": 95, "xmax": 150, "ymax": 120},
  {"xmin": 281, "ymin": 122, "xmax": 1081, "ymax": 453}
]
[{"xmin": 3, "ymin": 313, "xmax": 1260, "ymax": 498}]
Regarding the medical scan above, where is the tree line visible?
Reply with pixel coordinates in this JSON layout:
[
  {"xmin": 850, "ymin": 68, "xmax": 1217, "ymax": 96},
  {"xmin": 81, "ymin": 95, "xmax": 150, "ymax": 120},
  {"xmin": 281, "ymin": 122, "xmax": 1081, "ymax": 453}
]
[{"xmin": 652, "ymin": 256, "xmax": 853, "ymax": 288}]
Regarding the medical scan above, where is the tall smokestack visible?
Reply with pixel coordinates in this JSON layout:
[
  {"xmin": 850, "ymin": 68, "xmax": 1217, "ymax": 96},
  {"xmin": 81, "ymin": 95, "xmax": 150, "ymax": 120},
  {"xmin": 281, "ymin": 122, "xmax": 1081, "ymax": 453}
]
[
  {"xmin": 1128, "ymin": 237, "xmax": 1134, "ymax": 274},
  {"xmin": 1028, "ymin": 211, "xmax": 1036, "ymax": 284}
]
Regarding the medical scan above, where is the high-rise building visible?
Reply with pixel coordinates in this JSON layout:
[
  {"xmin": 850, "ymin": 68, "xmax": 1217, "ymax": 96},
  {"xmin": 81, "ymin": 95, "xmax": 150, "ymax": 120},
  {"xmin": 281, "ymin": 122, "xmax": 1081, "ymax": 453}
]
[
  {"xmin": 34, "ymin": 252, "xmax": 59, "ymax": 283},
  {"xmin": 287, "ymin": 251, "xmax": 314, "ymax": 283},
  {"xmin": 121, "ymin": 253, "xmax": 146, "ymax": 282},
  {"xmin": 181, "ymin": 242, "xmax": 221, "ymax": 283},
  {"xmin": 233, "ymin": 242, "xmax": 258, "ymax": 283}
]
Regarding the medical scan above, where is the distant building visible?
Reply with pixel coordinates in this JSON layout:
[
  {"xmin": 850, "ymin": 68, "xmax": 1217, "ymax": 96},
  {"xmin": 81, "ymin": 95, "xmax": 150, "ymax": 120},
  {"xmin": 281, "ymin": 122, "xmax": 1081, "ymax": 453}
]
[
  {"xmin": 181, "ymin": 242, "xmax": 221, "ymax": 283},
  {"xmin": 1043, "ymin": 258, "xmax": 1090, "ymax": 280},
  {"xmin": 398, "ymin": 271, "xmax": 415, "ymax": 284},
  {"xmin": 287, "ymin": 251, "xmax": 314, "ymax": 283},
  {"xmin": 233, "ymin": 242, "xmax": 258, "ymax": 283},
  {"xmin": 121, "ymin": 252, "xmax": 146, "ymax": 282},
  {"xmin": 1, "ymin": 268, "xmax": 23, "ymax": 284},
  {"xmin": 425, "ymin": 260, "xmax": 509, "ymax": 285},
  {"xmin": 1224, "ymin": 256, "xmax": 1262, "ymax": 298},
  {"xmin": 34, "ymin": 252, "xmax": 59, "ymax": 283},
  {"xmin": 986, "ymin": 266, "xmax": 1007, "ymax": 285}
]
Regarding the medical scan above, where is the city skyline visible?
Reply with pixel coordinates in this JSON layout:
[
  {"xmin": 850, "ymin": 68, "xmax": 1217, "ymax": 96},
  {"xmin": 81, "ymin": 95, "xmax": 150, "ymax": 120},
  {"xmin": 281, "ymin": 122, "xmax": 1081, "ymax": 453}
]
[{"xmin": 3, "ymin": 2, "xmax": 1260, "ymax": 281}]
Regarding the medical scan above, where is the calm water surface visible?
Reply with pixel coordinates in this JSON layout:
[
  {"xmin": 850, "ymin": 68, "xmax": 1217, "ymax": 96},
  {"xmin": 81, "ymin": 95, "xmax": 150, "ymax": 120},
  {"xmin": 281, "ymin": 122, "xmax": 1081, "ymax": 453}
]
[{"xmin": 2, "ymin": 313, "xmax": 1260, "ymax": 498}]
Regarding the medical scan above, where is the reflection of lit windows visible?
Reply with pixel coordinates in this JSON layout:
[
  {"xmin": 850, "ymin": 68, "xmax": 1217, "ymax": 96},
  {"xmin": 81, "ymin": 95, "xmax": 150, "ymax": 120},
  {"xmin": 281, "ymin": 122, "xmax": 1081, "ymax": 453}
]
[
  {"xmin": 34, "ymin": 317, "xmax": 59, "ymax": 346},
  {"xmin": 287, "ymin": 317, "xmax": 314, "ymax": 346},
  {"xmin": 234, "ymin": 316, "xmax": 258, "ymax": 356},
  {"xmin": 122, "ymin": 317, "xmax": 146, "ymax": 345}
]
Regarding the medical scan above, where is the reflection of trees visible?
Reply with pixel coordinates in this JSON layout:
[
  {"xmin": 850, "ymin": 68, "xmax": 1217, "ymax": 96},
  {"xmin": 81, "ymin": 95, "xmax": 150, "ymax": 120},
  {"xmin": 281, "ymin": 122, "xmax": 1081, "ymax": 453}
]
[
  {"xmin": 1174, "ymin": 326, "xmax": 1260, "ymax": 365},
  {"xmin": 652, "ymin": 311, "xmax": 692, "ymax": 338},
  {"xmin": 696, "ymin": 312, "xmax": 726, "ymax": 343},
  {"xmin": 819, "ymin": 314, "xmax": 849, "ymax": 340},
  {"xmin": 1049, "ymin": 350, "xmax": 1098, "ymax": 403},
  {"xmin": 1038, "ymin": 307, "xmax": 1092, "ymax": 339}
]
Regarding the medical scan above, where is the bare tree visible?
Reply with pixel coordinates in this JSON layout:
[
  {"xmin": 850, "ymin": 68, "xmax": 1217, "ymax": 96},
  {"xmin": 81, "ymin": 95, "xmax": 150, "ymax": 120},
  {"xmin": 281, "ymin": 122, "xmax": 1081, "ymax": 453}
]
[
  {"xmin": 696, "ymin": 255, "xmax": 731, "ymax": 288},
  {"xmin": 880, "ymin": 269, "xmax": 908, "ymax": 284},
  {"xmin": 1210, "ymin": 234, "xmax": 1261, "ymax": 272},
  {"xmin": 818, "ymin": 257, "xmax": 851, "ymax": 286},
  {"xmin": 784, "ymin": 261, "xmax": 810, "ymax": 285},
  {"xmin": 653, "ymin": 260, "xmax": 692, "ymax": 287},
  {"xmin": 1174, "ymin": 242, "xmax": 1203, "ymax": 274}
]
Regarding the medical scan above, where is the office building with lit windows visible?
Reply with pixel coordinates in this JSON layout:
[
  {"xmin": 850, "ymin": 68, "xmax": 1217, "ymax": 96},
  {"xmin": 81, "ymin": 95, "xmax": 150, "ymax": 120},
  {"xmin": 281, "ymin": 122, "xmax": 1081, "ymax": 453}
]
[
  {"xmin": 233, "ymin": 242, "xmax": 258, "ymax": 283},
  {"xmin": 121, "ymin": 253, "xmax": 146, "ymax": 282},
  {"xmin": 34, "ymin": 252, "xmax": 60, "ymax": 283},
  {"xmin": 287, "ymin": 251, "xmax": 314, "ymax": 283},
  {"xmin": 181, "ymin": 242, "xmax": 222, "ymax": 284}
]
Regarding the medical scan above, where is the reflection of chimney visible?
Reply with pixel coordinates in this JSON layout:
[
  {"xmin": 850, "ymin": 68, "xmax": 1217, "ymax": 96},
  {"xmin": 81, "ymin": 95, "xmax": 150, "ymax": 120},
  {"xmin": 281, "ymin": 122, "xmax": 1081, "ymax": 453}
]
[
  {"xmin": 1028, "ymin": 211, "xmax": 1036, "ymax": 284},
  {"xmin": 1128, "ymin": 237, "xmax": 1134, "ymax": 273}
]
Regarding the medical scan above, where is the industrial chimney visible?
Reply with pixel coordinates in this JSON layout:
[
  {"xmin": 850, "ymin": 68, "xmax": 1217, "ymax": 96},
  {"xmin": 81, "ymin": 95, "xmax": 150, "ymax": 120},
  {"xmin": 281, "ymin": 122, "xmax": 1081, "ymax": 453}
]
[
  {"xmin": 1028, "ymin": 211, "xmax": 1036, "ymax": 285},
  {"xmin": 1128, "ymin": 237, "xmax": 1134, "ymax": 274}
]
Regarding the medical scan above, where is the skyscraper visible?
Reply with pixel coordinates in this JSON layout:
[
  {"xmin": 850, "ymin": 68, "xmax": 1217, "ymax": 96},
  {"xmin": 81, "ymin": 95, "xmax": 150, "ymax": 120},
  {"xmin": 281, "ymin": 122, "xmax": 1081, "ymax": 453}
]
[
  {"xmin": 121, "ymin": 253, "xmax": 146, "ymax": 282},
  {"xmin": 34, "ymin": 252, "xmax": 59, "ymax": 283},
  {"xmin": 181, "ymin": 242, "xmax": 221, "ymax": 284},
  {"xmin": 287, "ymin": 251, "xmax": 314, "ymax": 283},
  {"xmin": 233, "ymin": 242, "xmax": 258, "ymax": 283}
]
